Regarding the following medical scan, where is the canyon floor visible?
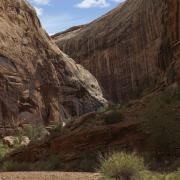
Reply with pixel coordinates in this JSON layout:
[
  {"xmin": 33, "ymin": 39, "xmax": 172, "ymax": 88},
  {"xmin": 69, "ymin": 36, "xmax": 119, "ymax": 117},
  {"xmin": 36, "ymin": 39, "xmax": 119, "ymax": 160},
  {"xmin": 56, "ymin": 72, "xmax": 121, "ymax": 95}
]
[{"xmin": 0, "ymin": 172, "xmax": 101, "ymax": 180}]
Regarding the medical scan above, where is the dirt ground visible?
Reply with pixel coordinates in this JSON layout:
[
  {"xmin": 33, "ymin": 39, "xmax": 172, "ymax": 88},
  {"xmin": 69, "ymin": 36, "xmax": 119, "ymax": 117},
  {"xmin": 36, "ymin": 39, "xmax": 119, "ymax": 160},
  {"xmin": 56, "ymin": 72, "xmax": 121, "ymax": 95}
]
[{"xmin": 0, "ymin": 172, "xmax": 102, "ymax": 180}]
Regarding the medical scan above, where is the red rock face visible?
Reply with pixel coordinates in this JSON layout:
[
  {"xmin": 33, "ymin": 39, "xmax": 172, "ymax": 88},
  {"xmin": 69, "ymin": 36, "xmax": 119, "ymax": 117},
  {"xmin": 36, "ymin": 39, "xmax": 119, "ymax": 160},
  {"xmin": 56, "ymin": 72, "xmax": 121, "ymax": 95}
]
[
  {"xmin": 0, "ymin": 0, "xmax": 107, "ymax": 131},
  {"xmin": 53, "ymin": 0, "xmax": 180, "ymax": 103}
]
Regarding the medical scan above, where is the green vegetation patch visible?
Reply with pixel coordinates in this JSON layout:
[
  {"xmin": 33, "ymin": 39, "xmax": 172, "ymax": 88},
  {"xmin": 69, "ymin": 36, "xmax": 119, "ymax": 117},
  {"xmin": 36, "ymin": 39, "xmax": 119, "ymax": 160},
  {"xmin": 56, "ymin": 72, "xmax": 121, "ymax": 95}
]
[
  {"xmin": 100, "ymin": 152, "xmax": 180, "ymax": 180},
  {"xmin": 0, "ymin": 141, "xmax": 11, "ymax": 159},
  {"xmin": 104, "ymin": 111, "xmax": 123, "ymax": 125},
  {"xmin": 0, "ymin": 155, "xmax": 62, "ymax": 171},
  {"xmin": 100, "ymin": 152, "xmax": 145, "ymax": 180}
]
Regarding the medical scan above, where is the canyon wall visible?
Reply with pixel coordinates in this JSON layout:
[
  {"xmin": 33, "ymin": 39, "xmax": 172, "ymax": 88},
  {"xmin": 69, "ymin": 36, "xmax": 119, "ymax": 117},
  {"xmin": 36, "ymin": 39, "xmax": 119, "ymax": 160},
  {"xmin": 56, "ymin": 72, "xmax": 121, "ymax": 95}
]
[
  {"xmin": 2, "ymin": 0, "xmax": 180, "ymax": 170},
  {"xmin": 53, "ymin": 0, "xmax": 180, "ymax": 103},
  {"xmin": 0, "ymin": 0, "xmax": 107, "ymax": 130}
]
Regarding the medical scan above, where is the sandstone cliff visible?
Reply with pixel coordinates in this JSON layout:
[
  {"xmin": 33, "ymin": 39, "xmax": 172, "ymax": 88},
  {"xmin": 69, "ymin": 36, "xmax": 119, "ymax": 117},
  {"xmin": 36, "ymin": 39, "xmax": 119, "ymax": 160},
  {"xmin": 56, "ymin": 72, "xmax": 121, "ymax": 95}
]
[
  {"xmin": 0, "ymin": 0, "xmax": 106, "ymax": 131},
  {"xmin": 53, "ymin": 0, "xmax": 180, "ymax": 103},
  {"xmin": 2, "ymin": 0, "xmax": 180, "ymax": 171}
]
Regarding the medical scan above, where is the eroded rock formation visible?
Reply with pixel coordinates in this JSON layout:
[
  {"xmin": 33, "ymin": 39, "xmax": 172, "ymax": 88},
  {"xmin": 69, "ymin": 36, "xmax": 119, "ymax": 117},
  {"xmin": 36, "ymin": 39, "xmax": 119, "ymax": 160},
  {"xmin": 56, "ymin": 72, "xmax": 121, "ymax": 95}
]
[
  {"xmin": 0, "ymin": 0, "xmax": 107, "ymax": 131},
  {"xmin": 53, "ymin": 0, "xmax": 180, "ymax": 103}
]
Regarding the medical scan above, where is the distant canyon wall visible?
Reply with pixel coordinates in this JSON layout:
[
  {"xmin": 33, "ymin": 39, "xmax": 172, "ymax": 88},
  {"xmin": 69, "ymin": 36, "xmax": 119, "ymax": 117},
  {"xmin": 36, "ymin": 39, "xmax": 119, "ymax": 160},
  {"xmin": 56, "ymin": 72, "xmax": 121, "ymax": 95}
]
[{"xmin": 53, "ymin": 0, "xmax": 180, "ymax": 103}]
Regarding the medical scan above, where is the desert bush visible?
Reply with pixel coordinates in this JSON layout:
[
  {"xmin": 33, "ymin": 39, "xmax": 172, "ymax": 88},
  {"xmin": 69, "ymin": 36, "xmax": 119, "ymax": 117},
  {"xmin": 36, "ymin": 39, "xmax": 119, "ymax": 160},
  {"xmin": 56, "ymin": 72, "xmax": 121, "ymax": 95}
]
[
  {"xmin": 104, "ymin": 111, "xmax": 123, "ymax": 125},
  {"xmin": 0, "ymin": 155, "xmax": 62, "ymax": 171},
  {"xmin": 50, "ymin": 124, "xmax": 63, "ymax": 137},
  {"xmin": 140, "ymin": 169, "xmax": 180, "ymax": 180},
  {"xmin": 141, "ymin": 90, "xmax": 180, "ymax": 157},
  {"xmin": 165, "ymin": 169, "xmax": 180, "ymax": 180},
  {"xmin": 100, "ymin": 152, "xmax": 145, "ymax": 180},
  {"xmin": 22, "ymin": 124, "xmax": 47, "ymax": 141},
  {"xmin": 33, "ymin": 155, "xmax": 62, "ymax": 171},
  {"xmin": 0, "ymin": 141, "xmax": 11, "ymax": 159},
  {"xmin": 97, "ymin": 106, "xmax": 109, "ymax": 113},
  {"xmin": 0, "ymin": 139, "xmax": 26, "ymax": 160},
  {"xmin": 1, "ymin": 161, "xmax": 32, "ymax": 171}
]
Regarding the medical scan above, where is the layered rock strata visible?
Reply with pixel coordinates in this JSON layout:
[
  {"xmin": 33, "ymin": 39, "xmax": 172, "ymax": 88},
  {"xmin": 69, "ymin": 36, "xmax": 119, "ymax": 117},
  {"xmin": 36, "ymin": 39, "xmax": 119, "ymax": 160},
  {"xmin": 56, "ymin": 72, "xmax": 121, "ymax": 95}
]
[
  {"xmin": 53, "ymin": 0, "xmax": 180, "ymax": 102},
  {"xmin": 0, "ymin": 0, "xmax": 107, "ymax": 130}
]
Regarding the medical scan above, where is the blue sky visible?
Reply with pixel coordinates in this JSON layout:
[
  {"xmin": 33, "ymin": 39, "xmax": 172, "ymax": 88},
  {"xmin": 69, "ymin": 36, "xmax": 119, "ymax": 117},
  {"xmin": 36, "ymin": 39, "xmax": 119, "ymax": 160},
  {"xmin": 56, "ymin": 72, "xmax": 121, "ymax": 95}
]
[{"xmin": 27, "ymin": 0, "xmax": 125, "ymax": 35}]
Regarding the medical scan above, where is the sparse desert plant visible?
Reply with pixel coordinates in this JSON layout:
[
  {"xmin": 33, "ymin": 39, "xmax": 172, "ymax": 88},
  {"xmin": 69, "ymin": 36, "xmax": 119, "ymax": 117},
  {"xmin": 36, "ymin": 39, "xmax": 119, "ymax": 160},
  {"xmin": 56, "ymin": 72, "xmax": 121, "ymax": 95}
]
[
  {"xmin": 50, "ymin": 123, "xmax": 63, "ymax": 136},
  {"xmin": 97, "ymin": 106, "xmax": 109, "ymax": 113},
  {"xmin": 140, "ymin": 169, "xmax": 180, "ymax": 180},
  {"xmin": 32, "ymin": 155, "xmax": 62, "ymax": 171},
  {"xmin": 0, "ymin": 155, "xmax": 62, "ymax": 171},
  {"xmin": 104, "ymin": 111, "xmax": 123, "ymax": 125},
  {"xmin": 1, "ymin": 161, "xmax": 32, "ymax": 171},
  {"xmin": 0, "ymin": 141, "xmax": 11, "ymax": 159},
  {"xmin": 0, "ymin": 139, "xmax": 27, "ymax": 160},
  {"xmin": 22, "ymin": 124, "xmax": 47, "ymax": 141},
  {"xmin": 100, "ymin": 152, "xmax": 145, "ymax": 180},
  {"xmin": 97, "ymin": 104, "xmax": 121, "ymax": 114}
]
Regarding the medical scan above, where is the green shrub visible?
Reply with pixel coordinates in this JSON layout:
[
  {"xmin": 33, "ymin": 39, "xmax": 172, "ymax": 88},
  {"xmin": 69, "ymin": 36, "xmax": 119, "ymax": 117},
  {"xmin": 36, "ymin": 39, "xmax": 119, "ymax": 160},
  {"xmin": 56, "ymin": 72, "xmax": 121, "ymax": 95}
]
[
  {"xmin": 97, "ymin": 104, "xmax": 121, "ymax": 114},
  {"xmin": 165, "ymin": 170, "xmax": 180, "ymax": 180},
  {"xmin": 0, "ymin": 139, "xmax": 25, "ymax": 160},
  {"xmin": 141, "ymin": 169, "xmax": 180, "ymax": 180},
  {"xmin": 1, "ymin": 161, "xmax": 32, "ymax": 171},
  {"xmin": 97, "ymin": 106, "xmax": 109, "ymax": 113},
  {"xmin": 0, "ymin": 141, "xmax": 11, "ymax": 159},
  {"xmin": 100, "ymin": 152, "xmax": 145, "ymax": 180},
  {"xmin": 104, "ymin": 111, "xmax": 123, "ymax": 125},
  {"xmin": 0, "ymin": 155, "xmax": 62, "ymax": 171},
  {"xmin": 50, "ymin": 124, "xmax": 62, "ymax": 137},
  {"xmin": 22, "ymin": 124, "xmax": 47, "ymax": 141},
  {"xmin": 141, "ymin": 90, "xmax": 180, "ymax": 157},
  {"xmin": 32, "ymin": 156, "xmax": 61, "ymax": 171}
]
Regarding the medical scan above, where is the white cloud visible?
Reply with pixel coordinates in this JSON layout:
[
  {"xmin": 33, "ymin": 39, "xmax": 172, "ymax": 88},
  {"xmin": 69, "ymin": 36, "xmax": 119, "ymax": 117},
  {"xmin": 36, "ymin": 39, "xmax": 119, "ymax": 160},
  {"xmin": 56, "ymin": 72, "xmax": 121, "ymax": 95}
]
[
  {"xmin": 111, "ymin": 0, "xmax": 124, "ymax": 2},
  {"xmin": 40, "ymin": 13, "xmax": 93, "ymax": 35},
  {"xmin": 76, "ymin": 0, "xmax": 110, "ymax": 8},
  {"xmin": 34, "ymin": 6, "xmax": 43, "ymax": 15},
  {"xmin": 28, "ymin": 0, "xmax": 50, "ymax": 5},
  {"xmin": 27, "ymin": 0, "xmax": 50, "ymax": 16}
]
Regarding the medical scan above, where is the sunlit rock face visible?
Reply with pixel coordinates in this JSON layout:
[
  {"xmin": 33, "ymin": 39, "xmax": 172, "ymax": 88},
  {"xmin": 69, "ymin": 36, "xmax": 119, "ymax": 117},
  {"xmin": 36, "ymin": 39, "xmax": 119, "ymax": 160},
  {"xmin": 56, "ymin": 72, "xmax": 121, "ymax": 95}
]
[
  {"xmin": 0, "ymin": 0, "xmax": 107, "ymax": 130},
  {"xmin": 53, "ymin": 0, "xmax": 180, "ymax": 103}
]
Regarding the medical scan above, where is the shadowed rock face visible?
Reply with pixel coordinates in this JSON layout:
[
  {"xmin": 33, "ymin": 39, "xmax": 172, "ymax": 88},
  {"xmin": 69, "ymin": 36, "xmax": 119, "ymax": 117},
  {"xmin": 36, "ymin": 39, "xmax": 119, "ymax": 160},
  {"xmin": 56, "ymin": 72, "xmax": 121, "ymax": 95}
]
[
  {"xmin": 53, "ymin": 0, "xmax": 180, "ymax": 103},
  {"xmin": 0, "ymin": 0, "xmax": 107, "ymax": 130}
]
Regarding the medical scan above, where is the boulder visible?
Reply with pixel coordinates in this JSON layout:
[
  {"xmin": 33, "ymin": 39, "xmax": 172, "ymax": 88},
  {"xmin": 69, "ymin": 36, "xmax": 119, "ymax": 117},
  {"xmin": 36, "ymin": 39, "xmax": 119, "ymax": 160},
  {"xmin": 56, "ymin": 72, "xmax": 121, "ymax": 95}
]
[
  {"xmin": 3, "ymin": 136, "xmax": 19, "ymax": 147},
  {"xmin": 20, "ymin": 136, "xmax": 30, "ymax": 146}
]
